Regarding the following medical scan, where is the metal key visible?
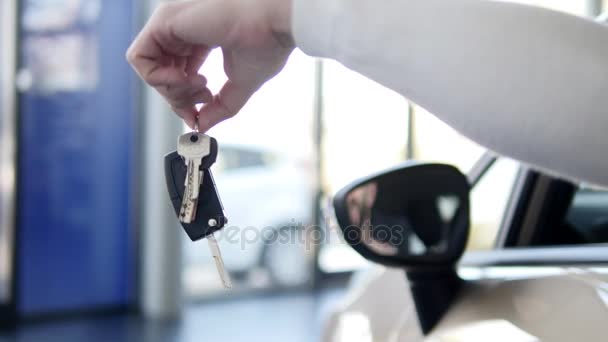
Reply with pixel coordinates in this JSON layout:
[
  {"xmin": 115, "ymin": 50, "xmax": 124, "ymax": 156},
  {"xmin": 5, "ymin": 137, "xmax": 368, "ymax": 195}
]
[
  {"xmin": 171, "ymin": 126, "xmax": 232, "ymax": 289},
  {"xmin": 207, "ymin": 226, "xmax": 232, "ymax": 289},
  {"xmin": 177, "ymin": 131, "xmax": 211, "ymax": 223}
]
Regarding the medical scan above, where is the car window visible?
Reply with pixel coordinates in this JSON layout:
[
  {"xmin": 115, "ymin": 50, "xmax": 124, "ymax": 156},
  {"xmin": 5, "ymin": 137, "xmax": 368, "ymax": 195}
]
[
  {"xmin": 467, "ymin": 158, "xmax": 521, "ymax": 250},
  {"xmin": 563, "ymin": 187, "xmax": 608, "ymax": 244},
  {"xmin": 509, "ymin": 178, "xmax": 608, "ymax": 247}
]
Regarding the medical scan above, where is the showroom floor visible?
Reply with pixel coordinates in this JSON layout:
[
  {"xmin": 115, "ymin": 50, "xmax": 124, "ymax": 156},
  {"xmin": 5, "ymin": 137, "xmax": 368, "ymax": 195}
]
[{"xmin": 0, "ymin": 287, "xmax": 345, "ymax": 342}]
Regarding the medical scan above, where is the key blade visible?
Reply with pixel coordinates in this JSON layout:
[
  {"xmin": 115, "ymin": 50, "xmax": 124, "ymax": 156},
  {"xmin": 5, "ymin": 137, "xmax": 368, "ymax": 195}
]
[
  {"xmin": 189, "ymin": 162, "xmax": 203, "ymax": 201},
  {"xmin": 207, "ymin": 234, "xmax": 232, "ymax": 289},
  {"xmin": 179, "ymin": 161, "xmax": 196, "ymax": 223},
  {"xmin": 179, "ymin": 184, "xmax": 193, "ymax": 223}
]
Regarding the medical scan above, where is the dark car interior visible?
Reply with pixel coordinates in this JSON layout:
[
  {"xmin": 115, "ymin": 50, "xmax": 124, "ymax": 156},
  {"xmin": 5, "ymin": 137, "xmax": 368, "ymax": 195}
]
[{"xmin": 501, "ymin": 170, "xmax": 608, "ymax": 248}]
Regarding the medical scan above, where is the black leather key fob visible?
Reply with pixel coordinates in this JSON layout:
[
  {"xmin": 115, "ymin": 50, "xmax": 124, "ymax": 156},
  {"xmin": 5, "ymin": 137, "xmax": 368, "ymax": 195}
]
[{"xmin": 164, "ymin": 151, "xmax": 227, "ymax": 241}]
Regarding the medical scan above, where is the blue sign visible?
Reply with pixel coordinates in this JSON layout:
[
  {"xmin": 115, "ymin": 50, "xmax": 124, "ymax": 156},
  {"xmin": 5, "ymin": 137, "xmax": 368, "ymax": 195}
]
[{"xmin": 18, "ymin": 0, "xmax": 137, "ymax": 314}]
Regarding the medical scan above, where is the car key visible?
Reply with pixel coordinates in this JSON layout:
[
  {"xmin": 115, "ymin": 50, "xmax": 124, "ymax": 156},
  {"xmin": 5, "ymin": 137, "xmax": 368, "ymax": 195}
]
[
  {"xmin": 177, "ymin": 131, "xmax": 212, "ymax": 223},
  {"xmin": 165, "ymin": 128, "xmax": 232, "ymax": 288}
]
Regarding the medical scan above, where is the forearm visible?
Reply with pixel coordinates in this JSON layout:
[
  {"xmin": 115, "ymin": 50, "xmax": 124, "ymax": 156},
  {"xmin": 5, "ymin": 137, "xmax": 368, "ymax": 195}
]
[{"xmin": 293, "ymin": 0, "xmax": 608, "ymax": 185}]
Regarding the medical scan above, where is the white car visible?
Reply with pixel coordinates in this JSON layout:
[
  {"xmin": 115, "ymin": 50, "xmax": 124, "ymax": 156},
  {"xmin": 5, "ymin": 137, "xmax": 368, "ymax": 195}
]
[
  {"xmin": 184, "ymin": 143, "xmax": 314, "ymax": 288},
  {"xmin": 324, "ymin": 153, "xmax": 608, "ymax": 342}
]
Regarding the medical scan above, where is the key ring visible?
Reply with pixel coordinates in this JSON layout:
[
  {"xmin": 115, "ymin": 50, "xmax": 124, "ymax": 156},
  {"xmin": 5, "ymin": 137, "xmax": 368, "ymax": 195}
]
[{"xmin": 194, "ymin": 117, "xmax": 199, "ymax": 132}]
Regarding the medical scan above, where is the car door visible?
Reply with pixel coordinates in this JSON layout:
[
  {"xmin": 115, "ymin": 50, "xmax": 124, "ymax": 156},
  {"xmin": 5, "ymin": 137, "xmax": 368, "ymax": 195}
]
[
  {"xmin": 323, "ymin": 155, "xmax": 608, "ymax": 342},
  {"xmin": 427, "ymin": 159, "xmax": 608, "ymax": 341}
]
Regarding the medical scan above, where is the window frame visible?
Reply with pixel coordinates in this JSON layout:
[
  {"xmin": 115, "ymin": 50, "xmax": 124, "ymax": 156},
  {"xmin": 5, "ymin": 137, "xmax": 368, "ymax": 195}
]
[
  {"xmin": 494, "ymin": 168, "xmax": 540, "ymax": 248},
  {"xmin": 463, "ymin": 159, "xmax": 608, "ymax": 267},
  {"xmin": 465, "ymin": 153, "xmax": 527, "ymax": 250}
]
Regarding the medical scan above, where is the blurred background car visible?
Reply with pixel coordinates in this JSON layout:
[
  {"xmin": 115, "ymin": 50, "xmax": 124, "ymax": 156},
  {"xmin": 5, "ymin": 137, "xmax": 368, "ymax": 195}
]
[{"xmin": 183, "ymin": 142, "xmax": 315, "ymax": 292}]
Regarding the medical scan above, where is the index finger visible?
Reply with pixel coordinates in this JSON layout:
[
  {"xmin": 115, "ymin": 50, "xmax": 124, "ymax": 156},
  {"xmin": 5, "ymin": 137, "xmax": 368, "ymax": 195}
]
[{"xmin": 197, "ymin": 80, "xmax": 257, "ymax": 132}]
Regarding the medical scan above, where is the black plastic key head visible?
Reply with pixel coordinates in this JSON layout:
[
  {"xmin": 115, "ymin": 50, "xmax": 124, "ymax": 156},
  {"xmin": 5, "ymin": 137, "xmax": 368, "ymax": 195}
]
[{"xmin": 164, "ymin": 150, "xmax": 227, "ymax": 241}]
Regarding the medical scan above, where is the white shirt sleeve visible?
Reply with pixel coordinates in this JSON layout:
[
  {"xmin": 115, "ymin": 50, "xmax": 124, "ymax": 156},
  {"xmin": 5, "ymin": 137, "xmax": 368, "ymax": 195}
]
[{"xmin": 292, "ymin": 0, "xmax": 608, "ymax": 186}]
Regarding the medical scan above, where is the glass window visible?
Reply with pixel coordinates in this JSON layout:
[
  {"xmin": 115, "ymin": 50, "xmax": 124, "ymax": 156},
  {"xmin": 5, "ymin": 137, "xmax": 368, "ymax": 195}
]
[
  {"xmin": 317, "ymin": 60, "xmax": 410, "ymax": 274},
  {"xmin": 563, "ymin": 186, "xmax": 608, "ymax": 244},
  {"xmin": 468, "ymin": 158, "xmax": 521, "ymax": 250},
  {"xmin": 412, "ymin": 106, "xmax": 486, "ymax": 173},
  {"xmin": 513, "ymin": 181, "xmax": 608, "ymax": 247},
  {"xmin": 321, "ymin": 60, "xmax": 410, "ymax": 194}
]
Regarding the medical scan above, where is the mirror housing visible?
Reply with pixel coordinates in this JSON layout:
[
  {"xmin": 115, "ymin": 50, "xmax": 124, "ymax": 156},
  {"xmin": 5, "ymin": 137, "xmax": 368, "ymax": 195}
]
[{"xmin": 333, "ymin": 162, "xmax": 470, "ymax": 269}]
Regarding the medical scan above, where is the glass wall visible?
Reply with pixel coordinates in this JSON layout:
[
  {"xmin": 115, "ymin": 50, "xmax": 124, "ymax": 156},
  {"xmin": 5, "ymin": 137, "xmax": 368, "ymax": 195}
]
[{"xmin": 317, "ymin": 60, "xmax": 410, "ymax": 274}]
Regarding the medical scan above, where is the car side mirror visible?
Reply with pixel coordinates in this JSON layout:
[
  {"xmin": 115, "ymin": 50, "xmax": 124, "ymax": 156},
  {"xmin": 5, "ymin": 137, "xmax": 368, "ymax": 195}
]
[{"xmin": 333, "ymin": 163, "xmax": 470, "ymax": 269}]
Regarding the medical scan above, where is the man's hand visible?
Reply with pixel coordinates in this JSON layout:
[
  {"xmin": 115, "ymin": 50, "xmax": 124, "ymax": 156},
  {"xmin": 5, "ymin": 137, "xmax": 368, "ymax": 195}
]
[{"xmin": 126, "ymin": 0, "xmax": 294, "ymax": 131}]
